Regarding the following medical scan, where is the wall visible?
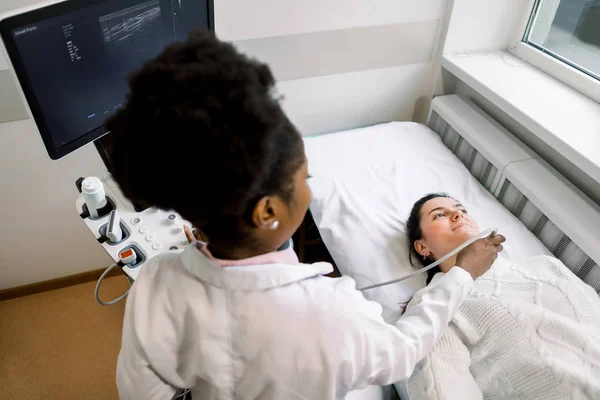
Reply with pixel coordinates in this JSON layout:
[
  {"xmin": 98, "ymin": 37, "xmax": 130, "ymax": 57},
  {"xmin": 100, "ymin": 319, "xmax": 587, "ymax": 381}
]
[
  {"xmin": 0, "ymin": 0, "xmax": 447, "ymax": 289},
  {"xmin": 433, "ymin": 0, "xmax": 535, "ymax": 95},
  {"xmin": 0, "ymin": 121, "xmax": 109, "ymax": 290},
  {"xmin": 443, "ymin": 0, "xmax": 534, "ymax": 55},
  {"xmin": 219, "ymin": 0, "xmax": 447, "ymax": 133}
]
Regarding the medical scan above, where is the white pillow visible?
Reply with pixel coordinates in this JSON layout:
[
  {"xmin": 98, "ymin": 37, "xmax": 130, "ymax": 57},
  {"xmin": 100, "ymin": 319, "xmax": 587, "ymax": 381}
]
[{"xmin": 305, "ymin": 122, "xmax": 551, "ymax": 323}]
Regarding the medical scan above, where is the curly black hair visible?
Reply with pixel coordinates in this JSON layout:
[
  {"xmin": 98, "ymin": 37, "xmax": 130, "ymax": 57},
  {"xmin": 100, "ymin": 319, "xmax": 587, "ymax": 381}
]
[
  {"xmin": 406, "ymin": 192, "xmax": 454, "ymax": 284},
  {"xmin": 105, "ymin": 30, "xmax": 305, "ymax": 245}
]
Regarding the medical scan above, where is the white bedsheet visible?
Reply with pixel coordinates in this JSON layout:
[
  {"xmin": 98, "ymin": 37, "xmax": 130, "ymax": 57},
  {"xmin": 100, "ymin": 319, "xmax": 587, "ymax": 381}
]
[{"xmin": 305, "ymin": 122, "xmax": 552, "ymax": 322}]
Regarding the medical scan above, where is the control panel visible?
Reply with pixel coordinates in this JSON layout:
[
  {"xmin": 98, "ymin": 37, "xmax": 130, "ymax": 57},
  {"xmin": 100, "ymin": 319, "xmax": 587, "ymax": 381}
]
[{"xmin": 76, "ymin": 173, "xmax": 193, "ymax": 280}]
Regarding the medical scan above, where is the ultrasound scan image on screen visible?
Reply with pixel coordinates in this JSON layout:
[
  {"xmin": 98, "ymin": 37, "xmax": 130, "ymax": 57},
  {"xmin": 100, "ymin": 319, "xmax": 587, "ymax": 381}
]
[{"xmin": 0, "ymin": 0, "xmax": 213, "ymax": 159}]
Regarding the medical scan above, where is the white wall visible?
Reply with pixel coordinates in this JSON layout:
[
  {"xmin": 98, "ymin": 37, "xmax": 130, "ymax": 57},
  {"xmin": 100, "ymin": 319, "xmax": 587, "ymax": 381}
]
[
  {"xmin": 433, "ymin": 0, "xmax": 535, "ymax": 95},
  {"xmin": 221, "ymin": 0, "xmax": 446, "ymax": 133},
  {"xmin": 443, "ymin": 0, "xmax": 534, "ymax": 54},
  {"xmin": 278, "ymin": 63, "xmax": 431, "ymax": 135},
  {"xmin": 0, "ymin": 0, "xmax": 447, "ymax": 289},
  {"xmin": 216, "ymin": 0, "xmax": 445, "ymax": 40},
  {"xmin": 0, "ymin": 44, "xmax": 7, "ymax": 69},
  {"xmin": 0, "ymin": 121, "xmax": 110, "ymax": 290}
]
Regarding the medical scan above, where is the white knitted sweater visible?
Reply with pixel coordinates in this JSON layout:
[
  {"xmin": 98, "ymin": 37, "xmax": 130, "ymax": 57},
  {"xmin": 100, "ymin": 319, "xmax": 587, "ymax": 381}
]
[{"xmin": 406, "ymin": 255, "xmax": 600, "ymax": 400}]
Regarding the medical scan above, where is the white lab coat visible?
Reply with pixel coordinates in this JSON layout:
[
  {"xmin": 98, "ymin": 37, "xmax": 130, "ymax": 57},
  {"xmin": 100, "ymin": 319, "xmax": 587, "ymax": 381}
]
[{"xmin": 116, "ymin": 245, "xmax": 473, "ymax": 400}]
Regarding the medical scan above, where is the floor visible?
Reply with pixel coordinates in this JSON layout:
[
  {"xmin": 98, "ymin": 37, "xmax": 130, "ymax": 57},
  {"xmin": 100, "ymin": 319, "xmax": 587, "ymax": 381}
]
[{"xmin": 0, "ymin": 275, "xmax": 129, "ymax": 399}]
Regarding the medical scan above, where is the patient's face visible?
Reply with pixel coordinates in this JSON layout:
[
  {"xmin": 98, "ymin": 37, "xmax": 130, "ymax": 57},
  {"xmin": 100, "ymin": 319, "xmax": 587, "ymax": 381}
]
[{"xmin": 418, "ymin": 197, "xmax": 479, "ymax": 261}]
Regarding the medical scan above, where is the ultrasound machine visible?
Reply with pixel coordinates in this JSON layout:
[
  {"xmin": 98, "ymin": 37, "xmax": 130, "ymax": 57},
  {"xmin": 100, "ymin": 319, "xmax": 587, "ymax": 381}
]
[{"xmin": 0, "ymin": 0, "xmax": 215, "ymax": 289}]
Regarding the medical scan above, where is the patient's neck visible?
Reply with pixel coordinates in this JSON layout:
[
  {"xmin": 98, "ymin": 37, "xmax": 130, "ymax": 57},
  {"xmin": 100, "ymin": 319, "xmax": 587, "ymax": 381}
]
[{"xmin": 439, "ymin": 255, "xmax": 458, "ymax": 273}]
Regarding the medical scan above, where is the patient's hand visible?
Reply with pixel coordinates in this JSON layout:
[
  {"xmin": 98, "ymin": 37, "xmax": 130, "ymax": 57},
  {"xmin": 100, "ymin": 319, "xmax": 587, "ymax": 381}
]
[{"xmin": 455, "ymin": 233, "xmax": 505, "ymax": 279}]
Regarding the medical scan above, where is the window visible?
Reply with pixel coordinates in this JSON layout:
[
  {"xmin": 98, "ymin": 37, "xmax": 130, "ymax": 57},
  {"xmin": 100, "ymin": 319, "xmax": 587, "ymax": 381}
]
[{"xmin": 523, "ymin": 0, "xmax": 600, "ymax": 81}]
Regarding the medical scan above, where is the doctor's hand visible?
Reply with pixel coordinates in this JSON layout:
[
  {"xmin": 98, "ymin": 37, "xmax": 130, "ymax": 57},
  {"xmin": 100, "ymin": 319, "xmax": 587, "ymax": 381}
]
[{"xmin": 455, "ymin": 233, "xmax": 506, "ymax": 280}]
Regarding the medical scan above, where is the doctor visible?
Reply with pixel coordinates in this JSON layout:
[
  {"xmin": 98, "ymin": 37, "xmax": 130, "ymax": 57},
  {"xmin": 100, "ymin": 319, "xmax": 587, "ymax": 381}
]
[{"xmin": 108, "ymin": 30, "xmax": 505, "ymax": 399}]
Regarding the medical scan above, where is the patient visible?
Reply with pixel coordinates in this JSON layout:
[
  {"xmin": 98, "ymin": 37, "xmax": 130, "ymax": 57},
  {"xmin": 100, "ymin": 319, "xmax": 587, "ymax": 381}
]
[{"xmin": 404, "ymin": 193, "xmax": 600, "ymax": 399}]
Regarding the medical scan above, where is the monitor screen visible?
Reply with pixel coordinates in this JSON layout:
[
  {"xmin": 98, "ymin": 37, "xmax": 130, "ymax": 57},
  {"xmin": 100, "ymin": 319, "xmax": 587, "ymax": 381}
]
[{"xmin": 0, "ymin": 0, "xmax": 214, "ymax": 159}]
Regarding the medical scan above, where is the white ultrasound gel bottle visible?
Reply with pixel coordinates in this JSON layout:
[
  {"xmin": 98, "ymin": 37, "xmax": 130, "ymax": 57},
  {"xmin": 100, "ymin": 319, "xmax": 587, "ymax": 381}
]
[{"xmin": 82, "ymin": 177, "xmax": 107, "ymax": 219}]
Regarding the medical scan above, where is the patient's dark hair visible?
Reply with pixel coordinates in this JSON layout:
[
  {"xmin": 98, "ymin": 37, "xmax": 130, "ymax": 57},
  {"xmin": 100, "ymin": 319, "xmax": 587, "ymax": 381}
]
[
  {"xmin": 406, "ymin": 193, "xmax": 453, "ymax": 284},
  {"xmin": 105, "ymin": 30, "xmax": 304, "ymax": 245}
]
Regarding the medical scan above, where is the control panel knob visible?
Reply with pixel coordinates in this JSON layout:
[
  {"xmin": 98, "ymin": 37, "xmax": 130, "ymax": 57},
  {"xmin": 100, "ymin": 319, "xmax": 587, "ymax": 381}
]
[{"xmin": 167, "ymin": 213, "xmax": 178, "ymax": 225}]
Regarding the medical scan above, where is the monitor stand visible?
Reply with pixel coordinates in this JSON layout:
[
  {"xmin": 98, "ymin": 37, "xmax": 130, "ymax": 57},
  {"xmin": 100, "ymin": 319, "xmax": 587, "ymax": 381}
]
[
  {"xmin": 94, "ymin": 135, "xmax": 113, "ymax": 174},
  {"xmin": 93, "ymin": 134, "xmax": 148, "ymax": 213}
]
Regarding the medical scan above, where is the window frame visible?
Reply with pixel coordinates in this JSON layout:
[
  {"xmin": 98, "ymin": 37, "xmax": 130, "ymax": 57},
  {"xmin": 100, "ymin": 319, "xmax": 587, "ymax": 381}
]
[{"xmin": 508, "ymin": 0, "xmax": 600, "ymax": 104}]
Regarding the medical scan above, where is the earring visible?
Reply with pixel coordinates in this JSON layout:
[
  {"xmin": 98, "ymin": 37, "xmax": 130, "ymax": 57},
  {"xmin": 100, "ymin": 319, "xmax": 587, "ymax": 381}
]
[
  {"xmin": 270, "ymin": 221, "xmax": 280, "ymax": 230},
  {"xmin": 423, "ymin": 254, "xmax": 427, "ymax": 260}
]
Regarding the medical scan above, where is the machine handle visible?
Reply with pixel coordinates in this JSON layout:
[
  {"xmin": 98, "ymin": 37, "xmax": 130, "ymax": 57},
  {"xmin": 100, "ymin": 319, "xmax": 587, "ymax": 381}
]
[{"xmin": 106, "ymin": 210, "xmax": 123, "ymax": 243}]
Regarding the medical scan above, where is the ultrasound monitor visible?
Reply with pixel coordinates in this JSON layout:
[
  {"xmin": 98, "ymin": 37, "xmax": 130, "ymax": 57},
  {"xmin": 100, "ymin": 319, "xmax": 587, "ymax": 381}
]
[{"xmin": 0, "ymin": 0, "xmax": 214, "ymax": 160}]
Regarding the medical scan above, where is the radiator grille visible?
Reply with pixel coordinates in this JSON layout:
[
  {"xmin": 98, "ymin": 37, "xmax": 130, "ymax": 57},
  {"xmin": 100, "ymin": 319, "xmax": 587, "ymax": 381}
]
[
  {"xmin": 497, "ymin": 180, "xmax": 600, "ymax": 293},
  {"xmin": 429, "ymin": 112, "xmax": 499, "ymax": 192}
]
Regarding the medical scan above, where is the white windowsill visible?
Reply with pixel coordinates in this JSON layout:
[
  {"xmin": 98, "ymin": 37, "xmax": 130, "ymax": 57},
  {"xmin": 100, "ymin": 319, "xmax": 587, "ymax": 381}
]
[{"xmin": 442, "ymin": 51, "xmax": 600, "ymax": 185}]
